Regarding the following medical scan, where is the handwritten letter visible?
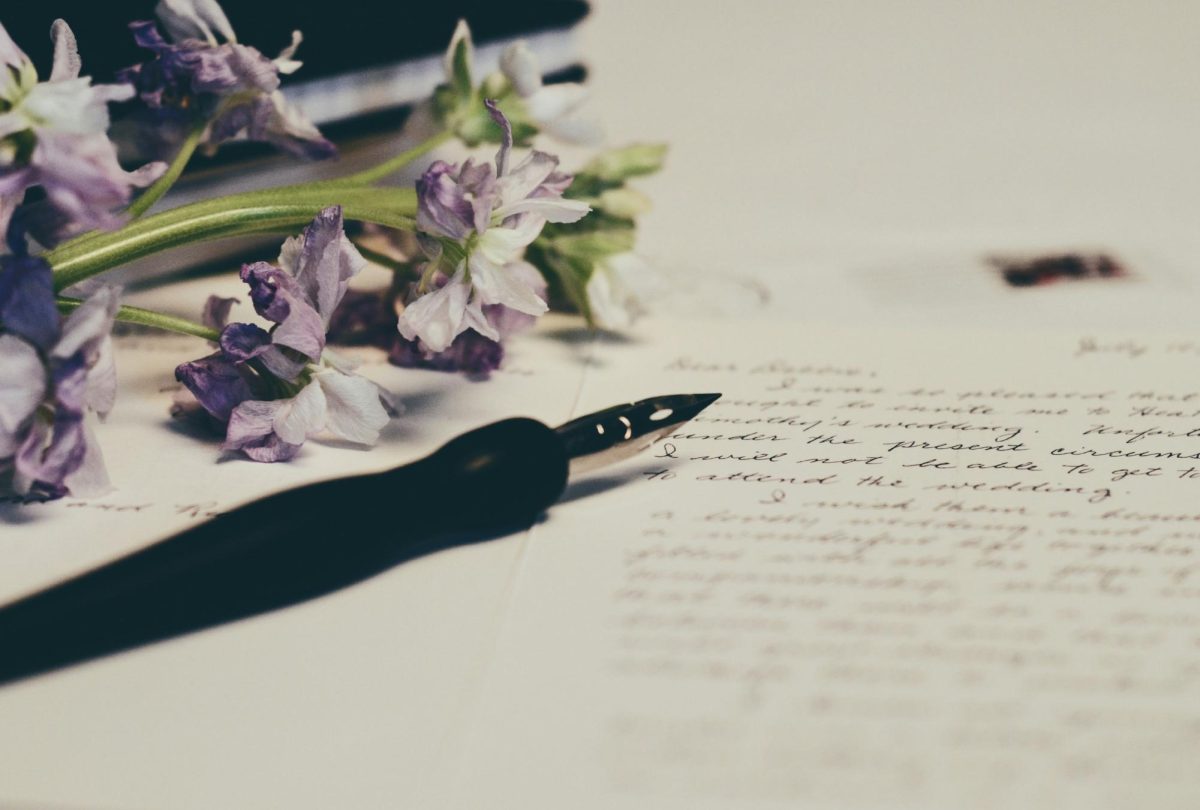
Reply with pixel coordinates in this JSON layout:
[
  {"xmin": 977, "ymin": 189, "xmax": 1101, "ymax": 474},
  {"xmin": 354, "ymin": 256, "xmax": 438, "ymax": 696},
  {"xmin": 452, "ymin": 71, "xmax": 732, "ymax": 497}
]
[{"xmin": 453, "ymin": 323, "xmax": 1200, "ymax": 810}]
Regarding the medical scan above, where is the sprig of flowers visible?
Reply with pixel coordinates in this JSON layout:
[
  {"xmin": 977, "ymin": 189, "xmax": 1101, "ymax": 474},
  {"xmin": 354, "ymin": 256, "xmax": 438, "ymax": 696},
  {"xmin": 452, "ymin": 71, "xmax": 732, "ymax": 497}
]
[
  {"xmin": 175, "ymin": 207, "xmax": 394, "ymax": 461},
  {"xmin": 0, "ymin": 2, "xmax": 667, "ymax": 499}
]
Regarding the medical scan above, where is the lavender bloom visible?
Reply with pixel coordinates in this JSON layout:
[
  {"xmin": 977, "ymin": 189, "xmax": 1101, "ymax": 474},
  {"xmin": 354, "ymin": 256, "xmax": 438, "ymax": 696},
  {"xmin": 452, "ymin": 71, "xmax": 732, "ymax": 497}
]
[
  {"xmin": 175, "ymin": 207, "xmax": 393, "ymax": 462},
  {"xmin": 397, "ymin": 105, "xmax": 588, "ymax": 353},
  {"xmin": 121, "ymin": 0, "xmax": 333, "ymax": 159},
  {"xmin": 0, "ymin": 254, "xmax": 118, "ymax": 499},
  {"xmin": 389, "ymin": 330, "xmax": 504, "ymax": 376},
  {"xmin": 0, "ymin": 20, "xmax": 165, "ymax": 242},
  {"xmin": 388, "ymin": 262, "xmax": 546, "ymax": 375}
]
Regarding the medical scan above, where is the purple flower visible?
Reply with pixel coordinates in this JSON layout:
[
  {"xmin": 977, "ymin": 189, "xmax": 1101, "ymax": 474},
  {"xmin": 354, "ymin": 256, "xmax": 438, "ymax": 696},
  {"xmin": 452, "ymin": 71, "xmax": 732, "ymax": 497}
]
[
  {"xmin": 0, "ymin": 254, "xmax": 118, "ymax": 499},
  {"xmin": 120, "ymin": 0, "xmax": 333, "ymax": 159},
  {"xmin": 397, "ymin": 104, "xmax": 588, "ymax": 353},
  {"xmin": 387, "ymin": 261, "xmax": 546, "ymax": 375},
  {"xmin": 0, "ymin": 20, "xmax": 165, "ymax": 243},
  {"xmin": 389, "ymin": 330, "xmax": 504, "ymax": 376},
  {"xmin": 175, "ymin": 207, "xmax": 393, "ymax": 462}
]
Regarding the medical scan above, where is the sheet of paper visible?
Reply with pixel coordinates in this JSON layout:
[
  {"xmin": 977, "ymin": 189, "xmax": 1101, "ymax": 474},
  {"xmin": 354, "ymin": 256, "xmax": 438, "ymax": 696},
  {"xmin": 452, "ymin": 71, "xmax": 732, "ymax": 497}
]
[
  {"xmin": 452, "ymin": 318, "xmax": 1200, "ymax": 810},
  {"xmin": 0, "ymin": 274, "xmax": 590, "ymax": 603},
  {"xmin": 0, "ymin": 276, "xmax": 593, "ymax": 810}
]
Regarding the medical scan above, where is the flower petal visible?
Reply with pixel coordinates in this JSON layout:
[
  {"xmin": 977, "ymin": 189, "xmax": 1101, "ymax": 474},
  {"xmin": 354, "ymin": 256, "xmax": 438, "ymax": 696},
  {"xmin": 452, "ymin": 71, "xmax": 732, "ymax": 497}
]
[
  {"xmin": 14, "ymin": 413, "xmax": 87, "ymax": 496},
  {"xmin": 53, "ymin": 285, "xmax": 119, "ymax": 363},
  {"xmin": 0, "ymin": 334, "xmax": 46, "ymax": 457},
  {"xmin": 587, "ymin": 252, "xmax": 660, "ymax": 330},
  {"xmin": 468, "ymin": 253, "xmax": 548, "ymax": 315},
  {"xmin": 49, "ymin": 20, "xmax": 81, "ymax": 81},
  {"xmin": 85, "ymin": 335, "xmax": 117, "ymax": 418},
  {"xmin": 274, "ymin": 30, "xmax": 303, "ymax": 74},
  {"xmin": 495, "ymin": 150, "xmax": 558, "ymax": 203},
  {"xmin": 500, "ymin": 42, "xmax": 542, "ymax": 97},
  {"xmin": 475, "ymin": 216, "xmax": 543, "ymax": 265},
  {"xmin": 483, "ymin": 261, "xmax": 547, "ymax": 338},
  {"xmin": 271, "ymin": 380, "xmax": 326, "ymax": 445},
  {"xmin": 223, "ymin": 399, "xmax": 303, "ymax": 462},
  {"xmin": 201, "ymin": 295, "xmax": 239, "ymax": 330},
  {"xmin": 240, "ymin": 262, "xmax": 324, "ymax": 363},
  {"xmin": 316, "ymin": 370, "xmax": 390, "ymax": 445},
  {"xmin": 62, "ymin": 417, "xmax": 112, "ymax": 498},
  {"xmin": 485, "ymin": 100, "xmax": 513, "ymax": 177},
  {"xmin": 0, "ymin": 21, "xmax": 31, "ymax": 77},
  {"xmin": 156, "ymin": 0, "xmax": 237, "ymax": 45},
  {"xmin": 416, "ymin": 161, "xmax": 475, "ymax": 240},
  {"xmin": 396, "ymin": 271, "xmax": 470, "ymax": 353},
  {"xmin": 524, "ymin": 83, "xmax": 590, "ymax": 125},
  {"xmin": 492, "ymin": 195, "xmax": 590, "ymax": 224},
  {"xmin": 175, "ymin": 352, "xmax": 253, "ymax": 422},
  {"xmin": 0, "ymin": 254, "xmax": 59, "ymax": 352},
  {"xmin": 284, "ymin": 206, "xmax": 365, "ymax": 325},
  {"xmin": 219, "ymin": 322, "xmax": 272, "ymax": 362}
]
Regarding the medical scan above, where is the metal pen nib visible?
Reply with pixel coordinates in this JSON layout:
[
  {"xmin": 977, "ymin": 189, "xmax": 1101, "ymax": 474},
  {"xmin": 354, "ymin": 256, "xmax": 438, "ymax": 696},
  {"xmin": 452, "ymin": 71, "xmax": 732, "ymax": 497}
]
[{"xmin": 555, "ymin": 393, "xmax": 721, "ymax": 474}]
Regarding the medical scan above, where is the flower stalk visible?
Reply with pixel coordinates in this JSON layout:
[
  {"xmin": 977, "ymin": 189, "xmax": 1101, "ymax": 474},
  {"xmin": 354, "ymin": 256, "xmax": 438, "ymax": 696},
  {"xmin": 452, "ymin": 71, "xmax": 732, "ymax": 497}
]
[
  {"xmin": 47, "ymin": 186, "xmax": 417, "ymax": 291},
  {"xmin": 328, "ymin": 129, "xmax": 455, "ymax": 186},
  {"xmin": 125, "ymin": 120, "xmax": 208, "ymax": 220},
  {"xmin": 55, "ymin": 298, "xmax": 219, "ymax": 342}
]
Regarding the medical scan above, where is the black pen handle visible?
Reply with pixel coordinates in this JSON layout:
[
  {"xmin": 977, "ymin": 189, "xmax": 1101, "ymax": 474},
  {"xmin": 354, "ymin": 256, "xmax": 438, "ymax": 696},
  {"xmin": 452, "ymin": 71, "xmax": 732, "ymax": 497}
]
[{"xmin": 0, "ymin": 417, "xmax": 568, "ymax": 687}]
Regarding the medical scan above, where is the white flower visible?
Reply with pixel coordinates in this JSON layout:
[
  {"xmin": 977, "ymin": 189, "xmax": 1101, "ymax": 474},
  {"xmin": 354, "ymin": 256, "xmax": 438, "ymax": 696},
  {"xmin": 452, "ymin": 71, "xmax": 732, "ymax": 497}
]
[
  {"xmin": 397, "ymin": 269, "xmax": 497, "ymax": 353},
  {"xmin": 499, "ymin": 41, "xmax": 602, "ymax": 145},
  {"xmin": 586, "ymin": 253, "xmax": 662, "ymax": 330}
]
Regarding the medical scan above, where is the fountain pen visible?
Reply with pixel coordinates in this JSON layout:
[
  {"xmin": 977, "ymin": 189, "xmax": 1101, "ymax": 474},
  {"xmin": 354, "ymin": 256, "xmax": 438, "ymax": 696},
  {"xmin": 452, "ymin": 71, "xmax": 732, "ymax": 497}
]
[{"xmin": 0, "ymin": 393, "xmax": 720, "ymax": 687}]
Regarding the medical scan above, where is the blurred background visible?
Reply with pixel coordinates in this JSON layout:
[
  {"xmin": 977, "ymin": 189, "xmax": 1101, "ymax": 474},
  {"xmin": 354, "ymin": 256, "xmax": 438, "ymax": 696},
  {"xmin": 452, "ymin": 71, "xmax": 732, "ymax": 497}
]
[{"xmin": 575, "ymin": 1, "xmax": 1200, "ymax": 328}]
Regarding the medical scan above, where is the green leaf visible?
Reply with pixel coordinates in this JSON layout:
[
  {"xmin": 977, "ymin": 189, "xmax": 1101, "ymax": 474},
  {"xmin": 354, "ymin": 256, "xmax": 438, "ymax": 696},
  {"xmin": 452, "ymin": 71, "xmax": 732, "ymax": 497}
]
[
  {"xmin": 529, "ymin": 243, "xmax": 594, "ymax": 324},
  {"xmin": 581, "ymin": 143, "xmax": 668, "ymax": 183},
  {"xmin": 549, "ymin": 227, "xmax": 636, "ymax": 261},
  {"xmin": 596, "ymin": 187, "xmax": 652, "ymax": 218},
  {"xmin": 450, "ymin": 36, "xmax": 473, "ymax": 98}
]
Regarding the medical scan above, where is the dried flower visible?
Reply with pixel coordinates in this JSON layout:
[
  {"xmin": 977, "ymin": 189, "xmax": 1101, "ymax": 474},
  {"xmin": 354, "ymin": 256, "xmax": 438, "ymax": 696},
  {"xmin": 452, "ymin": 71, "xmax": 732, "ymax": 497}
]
[
  {"xmin": 0, "ymin": 20, "xmax": 164, "ymax": 242},
  {"xmin": 120, "ymin": 0, "xmax": 333, "ymax": 158},
  {"xmin": 397, "ymin": 104, "xmax": 587, "ymax": 353},
  {"xmin": 0, "ymin": 253, "xmax": 117, "ymax": 498},
  {"xmin": 175, "ymin": 207, "xmax": 393, "ymax": 462}
]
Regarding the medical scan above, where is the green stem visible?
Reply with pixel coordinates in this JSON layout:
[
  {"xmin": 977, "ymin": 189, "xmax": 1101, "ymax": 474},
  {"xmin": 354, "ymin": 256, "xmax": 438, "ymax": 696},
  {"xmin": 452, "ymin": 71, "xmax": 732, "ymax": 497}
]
[
  {"xmin": 46, "ymin": 129, "xmax": 448, "ymax": 264},
  {"xmin": 48, "ymin": 186, "xmax": 417, "ymax": 292},
  {"xmin": 56, "ymin": 298, "xmax": 219, "ymax": 342},
  {"xmin": 351, "ymin": 240, "xmax": 409, "ymax": 273},
  {"xmin": 126, "ymin": 121, "xmax": 206, "ymax": 220},
  {"xmin": 330, "ymin": 129, "xmax": 454, "ymax": 186}
]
